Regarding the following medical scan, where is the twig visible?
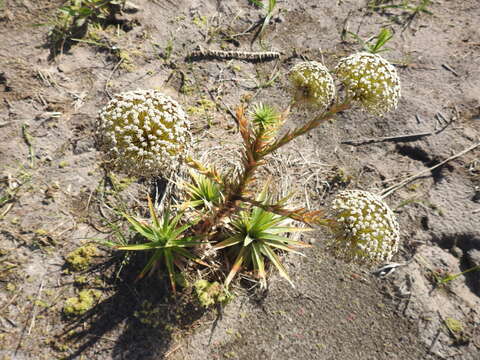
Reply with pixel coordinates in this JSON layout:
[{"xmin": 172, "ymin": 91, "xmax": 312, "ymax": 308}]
[
  {"xmin": 104, "ymin": 58, "xmax": 124, "ymax": 98},
  {"xmin": 219, "ymin": 99, "xmax": 237, "ymax": 123},
  {"xmin": 0, "ymin": 203, "xmax": 14, "ymax": 218},
  {"xmin": 165, "ymin": 344, "xmax": 182, "ymax": 358},
  {"xmin": 229, "ymin": 19, "xmax": 263, "ymax": 38},
  {"xmin": 15, "ymin": 279, "xmax": 44, "ymax": 355},
  {"xmin": 341, "ymin": 131, "xmax": 434, "ymax": 145},
  {"xmin": 27, "ymin": 279, "xmax": 45, "ymax": 335},
  {"xmin": 164, "ymin": 69, "xmax": 186, "ymax": 89},
  {"xmin": 0, "ymin": 289, "xmax": 21, "ymax": 313},
  {"xmin": 427, "ymin": 327, "xmax": 442, "ymax": 356},
  {"xmin": 381, "ymin": 142, "xmax": 480, "ymax": 198},
  {"xmin": 342, "ymin": 118, "xmax": 454, "ymax": 146},
  {"xmin": 441, "ymin": 63, "xmax": 459, "ymax": 77},
  {"xmin": 435, "ymin": 112, "xmax": 449, "ymax": 124}
]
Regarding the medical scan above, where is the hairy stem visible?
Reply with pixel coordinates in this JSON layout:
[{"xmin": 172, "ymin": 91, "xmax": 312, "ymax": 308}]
[
  {"xmin": 261, "ymin": 101, "xmax": 351, "ymax": 156},
  {"xmin": 193, "ymin": 100, "xmax": 348, "ymax": 236}
]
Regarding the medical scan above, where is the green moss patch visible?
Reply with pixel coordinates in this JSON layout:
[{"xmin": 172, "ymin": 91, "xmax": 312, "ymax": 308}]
[
  {"xmin": 63, "ymin": 289, "xmax": 101, "ymax": 317},
  {"xmin": 194, "ymin": 279, "xmax": 232, "ymax": 308},
  {"xmin": 66, "ymin": 244, "xmax": 98, "ymax": 271}
]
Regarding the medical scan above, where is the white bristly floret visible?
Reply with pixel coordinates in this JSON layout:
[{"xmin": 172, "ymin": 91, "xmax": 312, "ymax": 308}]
[
  {"xmin": 96, "ymin": 89, "xmax": 191, "ymax": 175},
  {"xmin": 335, "ymin": 52, "xmax": 401, "ymax": 116},
  {"xmin": 288, "ymin": 61, "xmax": 335, "ymax": 111},
  {"xmin": 328, "ymin": 190, "xmax": 400, "ymax": 265}
]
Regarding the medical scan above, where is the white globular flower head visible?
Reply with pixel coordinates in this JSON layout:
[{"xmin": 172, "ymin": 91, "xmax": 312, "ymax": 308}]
[
  {"xmin": 288, "ymin": 61, "xmax": 335, "ymax": 111},
  {"xmin": 335, "ymin": 52, "xmax": 400, "ymax": 116},
  {"xmin": 96, "ymin": 89, "xmax": 191, "ymax": 175},
  {"xmin": 327, "ymin": 190, "xmax": 400, "ymax": 265}
]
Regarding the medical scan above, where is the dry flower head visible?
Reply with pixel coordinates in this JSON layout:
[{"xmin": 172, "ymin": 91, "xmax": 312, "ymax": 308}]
[
  {"xmin": 328, "ymin": 190, "xmax": 400, "ymax": 265},
  {"xmin": 288, "ymin": 61, "xmax": 336, "ymax": 111},
  {"xmin": 335, "ymin": 52, "xmax": 400, "ymax": 115},
  {"xmin": 97, "ymin": 89, "xmax": 190, "ymax": 175}
]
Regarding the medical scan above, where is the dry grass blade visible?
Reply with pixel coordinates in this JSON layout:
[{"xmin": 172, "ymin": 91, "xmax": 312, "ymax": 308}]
[{"xmin": 225, "ymin": 246, "xmax": 249, "ymax": 287}]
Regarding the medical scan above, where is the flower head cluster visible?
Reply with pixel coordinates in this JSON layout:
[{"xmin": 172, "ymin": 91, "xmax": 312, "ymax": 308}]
[
  {"xmin": 97, "ymin": 89, "xmax": 191, "ymax": 175},
  {"xmin": 335, "ymin": 52, "xmax": 400, "ymax": 116},
  {"xmin": 288, "ymin": 61, "xmax": 335, "ymax": 111},
  {"xmin": 328, "ymin": 190, "xmax": 400, "ymax": 265}
]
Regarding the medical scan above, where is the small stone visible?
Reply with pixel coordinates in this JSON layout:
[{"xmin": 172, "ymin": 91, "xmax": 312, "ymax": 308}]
[
  {"xmin": 462, "ymin": 127, "xmax": 477, "ymax": 141},
  {"xmin": 450, "ymin": 246, "xmax": 463, "ymax": 259},
  {"xmin": 472, "ymin": 187, "xmax": 480, "ymax": 203},
  {"xmin": 467, "ymin": 249, "xmax": 480, "ymax": 267}
]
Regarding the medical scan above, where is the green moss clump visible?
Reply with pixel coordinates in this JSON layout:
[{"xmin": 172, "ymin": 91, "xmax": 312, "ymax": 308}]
[
  {"xmin": 74, "ymin": 275, "xmax": 88, "ymax": 285},
  {"xmin": 445, "ymin": 317, "xmax": 463, "ymax": 333},
  {"xmin": 194, "ymin": 280, "xmax": 232, "ymax": 308},
  {"xmin": 192, "ymin": 15, "xmax": 207, "ymax": 28},
  {"xmin": 66, "ymin": 244, "xmax": 98, "ymax": 271},
  {"xmin": 187, "ymin": 98, "xmax": 216, "ymax": 116},
  {"xmin": 63, "ymin": 289, "xmax": 101, "ymax": 317}
]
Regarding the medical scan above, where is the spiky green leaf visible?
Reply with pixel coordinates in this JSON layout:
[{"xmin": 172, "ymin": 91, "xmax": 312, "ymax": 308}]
[
  {"xmin": 213, "ymin": 234, "xmax": 244, "ymax": 250},
  {"xmin": 259, "ymin": 243, "xmax": 294, "ymax": 287}
]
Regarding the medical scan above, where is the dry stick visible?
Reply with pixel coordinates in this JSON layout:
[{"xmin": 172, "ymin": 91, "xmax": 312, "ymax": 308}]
[
  {"xmin": 27, "ymin": 279, "xmax": 45, "ymax": 335},
  {"xmin": 229, "ymin": 19, "xmax": 263, "ymax": 38},
  {"xmin": 427, "ymin": 327, "xmax": 442, "ymax": 356},
  {"xmin": 0, "ymin": 203, "xmax": 14, "ymax": 217},
  {"xmin": 342, "ymin": 115, "xmax": 453, "ymax": 145},
  {"xmin": 341, "ymin": 131, "xmax": 434, "ymax": 146},
  {"xmin": 165, "ymin": 344, "xmax": 182, "ymax": 358},
  {"xmin": 0, "ymin": 289, "xmax": 21, "ymax": 313},
  {"xmin": 104, "ymin": 58, "xmax": 124, "ymax": 98},
  {"xmin": 207, "ymin": 88, "xmax": 237, "ymax": 123},
  {"xmin": 262, "ymin": 102, "xmax": 351, "ymax": 156},
  {"xmin": 381, "ymin": 142, "xmax": 480, "ymax": 198},
  {"xmin": 15, "ymin": 279, "xmax": 45, "ymax": 354},
  {"xmin": 441, "ymin": 63, "xmax": 459, "ymax": 77}
]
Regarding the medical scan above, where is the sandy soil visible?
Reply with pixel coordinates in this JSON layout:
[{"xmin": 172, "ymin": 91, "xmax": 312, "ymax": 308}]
[{"xmin": 0, "ymin": 0, "xmax": 479, "ymax": 359}]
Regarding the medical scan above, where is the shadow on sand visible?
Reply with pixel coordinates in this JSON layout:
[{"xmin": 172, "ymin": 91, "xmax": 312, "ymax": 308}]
[{"xmin": 60, "ymin": 250, "xmax": 206, "ymax": 360}]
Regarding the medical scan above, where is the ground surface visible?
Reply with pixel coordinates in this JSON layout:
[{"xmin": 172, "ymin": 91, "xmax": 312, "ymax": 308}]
[{"xmin": 0, "ymin": 0, "xmax": 479, "ymax": 359}]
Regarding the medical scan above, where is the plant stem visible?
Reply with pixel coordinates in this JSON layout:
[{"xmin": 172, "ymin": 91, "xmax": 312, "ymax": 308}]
[
  {"xmin": 261, "ymin": 101, "xmax": 351, "ymax": 156},
  {"xmin": 194, "ymin": 100, "xmax": 350, "ymax": 236}
]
